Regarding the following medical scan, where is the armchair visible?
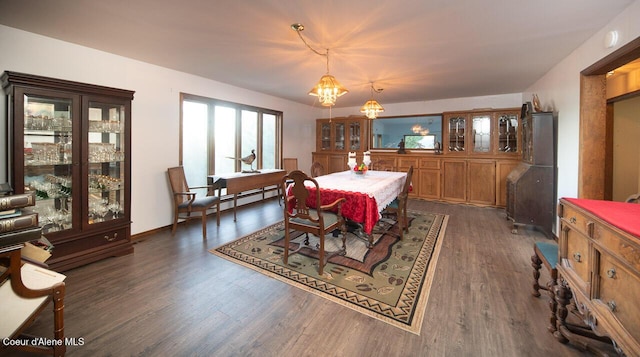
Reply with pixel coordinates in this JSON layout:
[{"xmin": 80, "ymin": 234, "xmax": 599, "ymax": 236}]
[
  {"xmin": 167, "ymin": 166, "xmax": 221, "ymax": 239},
  {"xmin": 282, "ymin": 170, "xmax": 346, "ymax": 275}
]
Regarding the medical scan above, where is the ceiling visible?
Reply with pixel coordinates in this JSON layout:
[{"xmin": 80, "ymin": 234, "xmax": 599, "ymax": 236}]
[{"xmin": 0, "ymin": 0, "xmax": 635, "ymax": 108}]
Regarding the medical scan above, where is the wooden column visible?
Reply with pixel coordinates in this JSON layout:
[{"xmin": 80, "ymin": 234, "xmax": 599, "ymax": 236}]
[{"xmin": 579, "ymin": 74, "xmax": 607, "ymax": 199}]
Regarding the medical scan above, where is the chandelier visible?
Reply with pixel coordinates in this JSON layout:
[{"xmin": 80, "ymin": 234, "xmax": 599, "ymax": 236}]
[
  {"xmin": 360, "ymin": 83, "xmax": 384, "ymax": 119},
  {"xmin": 291, "ymin": 23, "xmax": 348, "ymax": 107}
]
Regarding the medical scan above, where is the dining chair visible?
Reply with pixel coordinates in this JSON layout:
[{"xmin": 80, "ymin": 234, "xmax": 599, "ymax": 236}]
[
  {"xmin": 310, "ymin": 161, "xmax": 325, "ymax": 178},
  {"xmin": 382, "ymin": 165, "xmax": 413, "ymax": 240},
  {"xmin": 279, "ymin": 158, "xmax": 299, "ymax": 204},
  {"xmin": 167, "ymin": 166, "xmax": 221, "ymax": 239},
  {"xmin": 283, "ymin": 158, "xmax": 298, "ymax": 173},
  {"xmin": 281, "ymin": 170, "xmax": 346, "ymax": 275},
  {"xmin": 625, "ymin": 193, "xmax": 640, "ymax": 203}
]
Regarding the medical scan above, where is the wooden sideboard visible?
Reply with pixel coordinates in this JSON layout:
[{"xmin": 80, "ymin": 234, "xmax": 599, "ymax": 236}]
[
  {"xmin": 367, "ymin": 152, "xmax": 520, "ymax": 207},
  {"xmin": 556, "ymin": 198, "xmax": 640, "ymax": 356}
]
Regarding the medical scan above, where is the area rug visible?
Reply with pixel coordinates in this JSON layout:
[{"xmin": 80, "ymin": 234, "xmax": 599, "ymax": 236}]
[{"xmin": 210, "ymin": 210, "xmax": 448, "ymax": 334}]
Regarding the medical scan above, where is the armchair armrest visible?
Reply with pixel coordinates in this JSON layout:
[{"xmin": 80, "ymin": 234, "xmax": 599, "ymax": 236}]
[{"xmin": 320, "ymin": 197, "xmax": 346, "ymax": 211}]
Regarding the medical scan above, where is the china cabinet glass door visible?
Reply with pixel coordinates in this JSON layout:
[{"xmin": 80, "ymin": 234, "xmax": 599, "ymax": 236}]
[
  {"xmin": 448, "ymin": 116, "xmax": 465, "ymax": 152},
  {"xmin": 320, "ymin": 122, "xmax": 331, "ymax": 150},
  {"xmin": 471, "ymin": 114, "xmax": 491, "ymax": 153},
  {"xmin": 334, "ymin": 122, "xmax": 345, "ymax": 150},
  {"xmin": 349, "ymin": 121, "xmax": 361, "ymax": 150},
  {"xmin": 497, "ymin": 113, "xmax": 518, "ymax": 153},
  {"xmin": 21, "ymin": 91, "xmax": 79, "ymax": 235},
  {"xmin": 85, "ymin": 100, "xmax": 126, "ymax": 227}
]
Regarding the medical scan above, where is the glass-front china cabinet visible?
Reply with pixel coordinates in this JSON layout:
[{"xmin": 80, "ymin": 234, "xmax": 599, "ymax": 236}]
[{"xmin": 2, "ymin": 72, "xmax": 134, "ymax": 271}]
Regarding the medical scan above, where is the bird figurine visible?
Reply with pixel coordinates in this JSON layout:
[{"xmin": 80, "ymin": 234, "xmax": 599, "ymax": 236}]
[{"xmin": 227, "ymin": 149, "xmax": 258, "ymax": 173}]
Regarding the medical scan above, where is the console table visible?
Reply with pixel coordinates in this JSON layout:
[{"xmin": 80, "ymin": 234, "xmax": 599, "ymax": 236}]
[
  {"xmin": 208, "ymin": 169, "xmax": 285, "ymax": 221},
  {"xmin": 556, "ymin": 197, "xmax": 640, "ymax": 356}
]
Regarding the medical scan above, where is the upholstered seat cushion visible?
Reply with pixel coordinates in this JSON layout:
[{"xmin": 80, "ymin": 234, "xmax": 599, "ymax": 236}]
[
  {"xmin": 535, "ymin": 241, "xmax": 558, "ymax": 268},
  {"xmin": 387, "ymin": 198, "xmax": 399, "ymax": 209},
  {"xmin": 178, "ymin": 196, "xmax": 219, "ymax": 209},
  {"xmin": 291, "ymin": 209, "xmax": 339, "ymax": 229}
]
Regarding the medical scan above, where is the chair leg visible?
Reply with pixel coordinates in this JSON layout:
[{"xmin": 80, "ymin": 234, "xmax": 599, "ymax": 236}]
[
  {"xmin": 201, "ymin": 212, "xmax": 207, "ymax": 239},
  {"xmin": 531, "ymin": 253, "xmax": 543, "ymax": 297},
  {"xmin": 172, "ymin": 209, "xmax": 178, "ymax": 234},
  {"xmin": 397, "ymin": 210, "xmax": 404, "ymax": 240},
  {"xmin": 216, "ymin": 202, "xmax": 221, "ymax": 226},
  {"xmin": 283, "ymin": 227, "xmax": 290, "ymax": 265},
  {"xmin": 318, "ymin": 230, "xmax": 325, "ymax": 275}
]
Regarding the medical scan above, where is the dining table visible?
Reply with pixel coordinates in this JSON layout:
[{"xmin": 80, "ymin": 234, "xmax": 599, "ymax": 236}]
[{"xmin": 302, "ymin": 170, "xmax": 408, "ymax": 247}]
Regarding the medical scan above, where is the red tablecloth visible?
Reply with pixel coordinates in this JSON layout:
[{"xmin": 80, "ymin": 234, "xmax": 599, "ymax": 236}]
[
  {"xmin": 286, "ymin": 170, "xmax": 407, "ymax": 235},
  {"xmin": 563, "ymin": 197, "xmax": 640, "ymax": 238},
  {"xmin": 304, "ymin": 186, "xmax": 379, "ymax": 234}
]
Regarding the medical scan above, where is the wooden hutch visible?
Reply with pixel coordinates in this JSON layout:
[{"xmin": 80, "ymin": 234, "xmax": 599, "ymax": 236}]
[{"xmin": 312, "ymin": 108, "xmax": 522, "ymax": 208}]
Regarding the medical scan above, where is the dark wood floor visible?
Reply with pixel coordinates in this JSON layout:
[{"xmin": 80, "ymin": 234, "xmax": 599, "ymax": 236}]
[{"xmin": 5, "ymin": 199, "xmax": 593, "ymax": 356}]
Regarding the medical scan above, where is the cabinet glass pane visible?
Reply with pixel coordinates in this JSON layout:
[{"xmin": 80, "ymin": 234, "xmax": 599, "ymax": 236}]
[
  {"xmin": 498, "ymin": 114, "xmax": 518, "ymax": 153},
  {"xmin": 448, "ymin": 116, "xmax": 465, "ymax": 151},
  {"xmin": 321, "ymin": 123, "xmax": 331, "ymax": 150},
  {"xmin": 23, "ymin": 94, "xmax": 74, "ymax": 234},
  {"xmin": 472, "ymin": 115, "xmax": 491, "ymax": 153},
  {"xmin": 334, "ymin": 122, "xmax": 345, "ymax": 150},
  {"xmin": 87, "ymin": 102, "xmax": 125, "ymax": 225},
  {"xmin": 349, "ymin": 121, "xmax": 361, "ymax": 150}
]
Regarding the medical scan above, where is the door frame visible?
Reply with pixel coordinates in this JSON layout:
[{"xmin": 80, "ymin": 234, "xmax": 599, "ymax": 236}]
[{"xmin": 579, "ymin": 36, "xmax": 640, "ymax": 199}]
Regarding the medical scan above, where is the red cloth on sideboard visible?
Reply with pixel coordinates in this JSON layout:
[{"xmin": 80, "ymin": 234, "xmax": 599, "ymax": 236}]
[{"xmin": 563, "ymin": 197, "xmax": 640, "ymax": 238}]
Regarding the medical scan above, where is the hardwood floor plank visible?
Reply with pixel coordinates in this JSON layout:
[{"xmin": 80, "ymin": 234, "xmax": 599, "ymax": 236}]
[{"xmin": 3, "ymin": 199, "xmax": 591, "ymax": 356}]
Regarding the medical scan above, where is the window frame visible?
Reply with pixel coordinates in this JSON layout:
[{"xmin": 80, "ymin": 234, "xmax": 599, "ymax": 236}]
[{"xmin": 179, "ymin": 92, "xmax": 283, "ymax": 175}]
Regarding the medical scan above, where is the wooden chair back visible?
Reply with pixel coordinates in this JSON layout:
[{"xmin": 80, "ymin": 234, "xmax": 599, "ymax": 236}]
[
  {"xmin": 167, "ymin": 166, "xmax": 191, "ymax": 205},
  {"xmin": 310, "ymin": 161, "xmax": 325, "ymax": 178},
  {"xmin": 625, "ymin": 193, "xmax": 640, "ymax": 204},
  {"xmin": 283, "ymin": 158, "xmax": 298, "ymax": 173}
]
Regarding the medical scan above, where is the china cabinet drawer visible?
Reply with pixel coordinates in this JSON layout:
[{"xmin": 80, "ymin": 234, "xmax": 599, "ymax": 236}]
[
  {"xmin": 564, "ymin": 226, "xmax": 591, "ymax": 294},
  {"xmin": 598, "ymin": 253, "xmax": 640, "ymax": 341},
  {"xmin": 52, "ymin": 227, "xmax": 129, "ymax": 257}
]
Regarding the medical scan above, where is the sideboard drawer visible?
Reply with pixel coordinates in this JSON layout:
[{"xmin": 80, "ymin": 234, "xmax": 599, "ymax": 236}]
[
  {"xmin": 565, "ymin": 226, "xmax": 591, "ymax": 295},
  {"xmin": 419, "ymin": 158, "xmax": 440, "ymax": 170},
  {"xmin": 598, "ymin": 253, "xmax": 640, "ymax": 341},
  {"xmin": 562, "ymin": 204, "xmax": 594, "ymax": 238},
  {"xmin": 593, "ymin": 225, "xmax": 640, "ymax": 273}
]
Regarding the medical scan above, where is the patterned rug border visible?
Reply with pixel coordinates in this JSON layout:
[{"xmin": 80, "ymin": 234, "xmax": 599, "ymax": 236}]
[{"xmin": 209, "ymin": 210, "xmax": 449, "ymax": 335}]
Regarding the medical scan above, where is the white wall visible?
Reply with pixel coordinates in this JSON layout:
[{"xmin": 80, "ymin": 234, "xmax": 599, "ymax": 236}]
[
  {"xmin": 3, "ymin": 0, "xmax": 639, "ymax": 236},
  {"xmin": 0, "ymin": 25, "xmax": 321, "ymax": 235},
  {"xmin": 523, "ymin": 0, "xmax": 640, "ymax": 202}
]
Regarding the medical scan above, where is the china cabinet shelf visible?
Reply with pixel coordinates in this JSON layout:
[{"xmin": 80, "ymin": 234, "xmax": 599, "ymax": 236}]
[
  {"xmin": 314, "ymin": 116, "xmax": 369, "ymax": 173},
  {"xmin": 2, "ymin": 71, "xmax": 134, "ymax": 272}
]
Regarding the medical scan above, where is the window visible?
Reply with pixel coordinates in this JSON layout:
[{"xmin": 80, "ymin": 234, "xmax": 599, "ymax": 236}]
[{"xmin": 180, "ymin": 93, "xmax": 283, "ymax": 192}]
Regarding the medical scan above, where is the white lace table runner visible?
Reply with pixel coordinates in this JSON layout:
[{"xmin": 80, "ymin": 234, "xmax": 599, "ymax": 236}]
[{"xmin": 308, "ymin": 170, "xmax": 407, "ymax": 212}]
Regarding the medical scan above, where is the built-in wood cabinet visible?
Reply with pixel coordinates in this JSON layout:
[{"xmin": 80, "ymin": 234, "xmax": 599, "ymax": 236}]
[
  {"xmin": 312, "ymin": 108, "xmax": 522, "ymax": 208},
  {"xmin": 443, "ymin": 108, "xmax": 521, "ymax": 156},
  {"xmin": 2, "ymin": 71, "xmax": 134, "ymax": 271},
  {"xmin": 314, "ymin": 116, "xmax": 369, "ymax": 174}
]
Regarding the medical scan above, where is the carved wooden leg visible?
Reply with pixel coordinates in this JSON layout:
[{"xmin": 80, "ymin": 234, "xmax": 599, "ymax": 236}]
[
  {"xmin": 531, "ymin": 253, "xmax": 543, "ymax": 297},
  {"xmin": 554, "ymin": 280, "xmax": 570, "ymax": 344},
  {"xmin": 546, "ymin": 278, "xmax": 557, "ymax": 334}
]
